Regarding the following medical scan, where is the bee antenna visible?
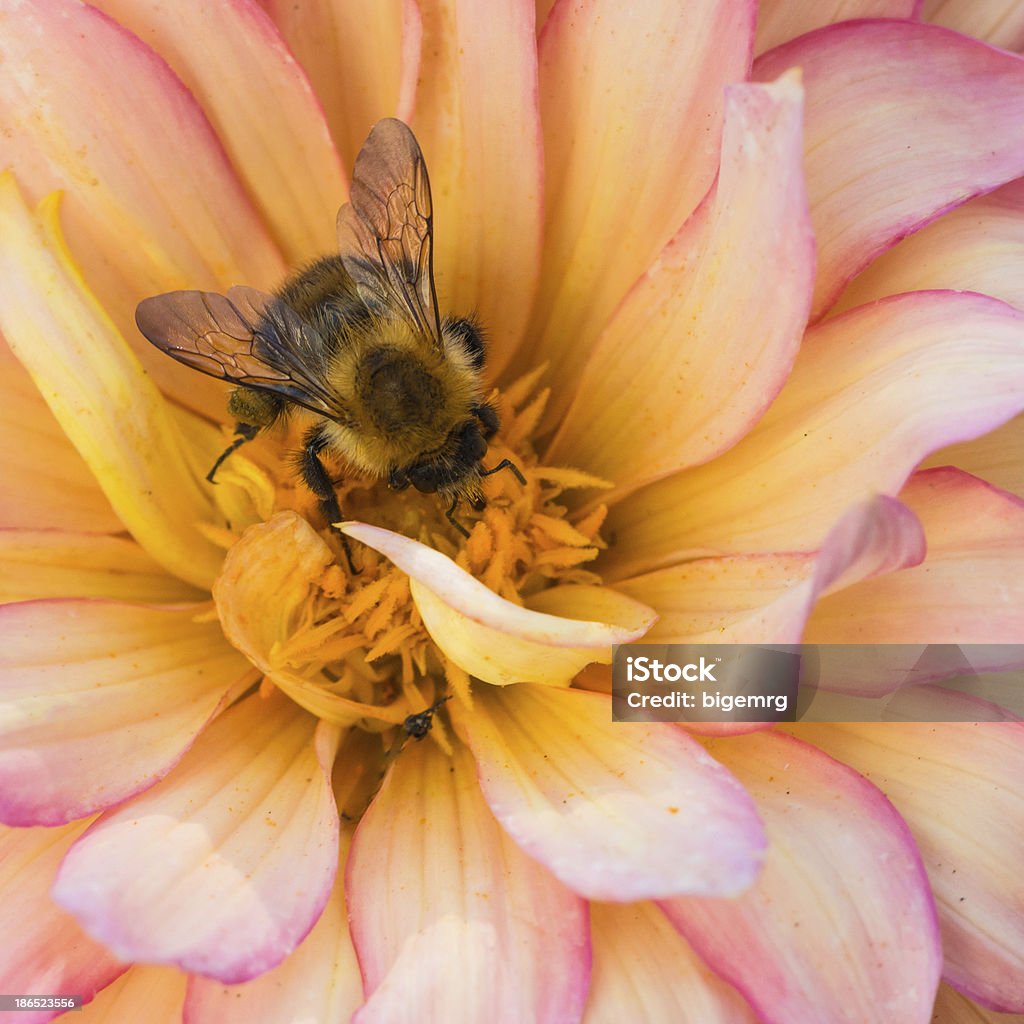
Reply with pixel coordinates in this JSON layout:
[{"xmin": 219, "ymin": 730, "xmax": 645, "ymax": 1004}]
[
  {"xmin": 206, "ymin": 422, "xmax": 260, "ymax": 483},
  {"xmin": 480, "ymin": 458, "xmax": 527, "ymax": 486}
]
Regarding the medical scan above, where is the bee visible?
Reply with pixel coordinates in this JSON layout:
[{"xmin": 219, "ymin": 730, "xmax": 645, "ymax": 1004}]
[{"xmin": 135, "ymin": 119, "xmax": 523, "ymax": 569}]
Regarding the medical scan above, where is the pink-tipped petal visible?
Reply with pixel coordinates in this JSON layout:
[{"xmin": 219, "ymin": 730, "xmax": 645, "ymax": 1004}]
[
  {"xmin": 800, "ymin": 720, "xmax": 1024, "ymax": 1011},
  {"xmin": 53, "ymin": 694, "xmax": 340, "ymax": 983},
  {"xmin": 522, "ymin": 0, "xmax": 756, "ymax": 424},
  {"xmin": 755, "ymin": 0, "xmax": 921, "ymax": 55},
  {"xmin": 662, "ymin": 730, "xmax": 942, "ymax": 1024},
  {"xmin": 585, "ymin": 901, "xmax": 758, "ymax": 1023},
  {"xmin": 0, "ymin": 600, "xmax": 250, "ymax": 826},
  {"xmin": 185, "ymin": 838, "xmax": 362, "ymax": 1024},
  {"xmin": 0, "ymin": 0, "xmax": 285, "ymax": 413},
  {"xmin": 455, "ymin": 685, "xmax": 766, "ymax": 901},
  {"xmin": 257, "ymin": 0, "xmax": 420, "ymax": 168},
  {"xmin": 548, "ymin": 73, "xmax": 813, "ymax": 496},
  {"xmin": 92, "ymin": 0, "xmax": 345, "ymax": 263},
  {"xmin": 0, "ymin": 530, "xmax": 203, "ymax": 603},
  {"xmin": 755, "ymin": 20, "xmax": 1024, "ymax": 319},
  {"xmin": 0, "ymin": 178, "xmax": 226, "ymax": 589},
  {"xmin": 75, "ymin": 967, "xmax": 185, "ymax": 1023},
  {"xmin": 835, "ymin": 179, "xmax": 1024, "ymax": 315},
  {"xmin": 0, "ymin": 342, "xmax": 120, "ymax": 535},
  {"xmin": 613, "ymin": 494, "xmax": 924, "ymax": 642},
  {"xmin": 807, "ymin": 468, "xmax": 1024, "ymax": 643},
  {"xmin": 605, "ymin": 291, "xmax": 1024, "ymax": 575},
  {"xmin": 0, "ymin": 820, "xmax": 127, "ymax": 1023},
  {"xmin": 347, "ymin": 740, "xmax": 589, "ymax": 1023},
  {"xmin": 410, "ymin": 0, "xmax": 543, "ymax": 379},
  {"xmin": 342, "ymin": 522, "xmax": 655, "ymax": 686},
  {"xmin": 922, "ymin": 0, "xmax": 1024, "ymax": 51},
  {"xmin": 924, "ymin": 413, "xmax": 1024, "ymax": 499}
]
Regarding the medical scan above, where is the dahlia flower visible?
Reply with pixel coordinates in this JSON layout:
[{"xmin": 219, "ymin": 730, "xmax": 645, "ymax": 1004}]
[{"xmin": 1, "ymin": 1, "xmax": 1023, "ymax": 1022}]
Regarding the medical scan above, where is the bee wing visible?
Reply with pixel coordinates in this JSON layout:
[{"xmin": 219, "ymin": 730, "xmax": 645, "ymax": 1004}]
[
  {"xmin": 136, "ymin": 285, "xmax": 346, "ymax": 419},
  {"xmin": 336, "ymin": 118, "xmax": 443, "ymax": 352}
]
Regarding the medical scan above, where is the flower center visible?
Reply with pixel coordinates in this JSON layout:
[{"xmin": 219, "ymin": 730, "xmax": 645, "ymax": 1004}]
[{"xmin": 210, "ymin": 367, "xmax": 612, "ymax": 752}]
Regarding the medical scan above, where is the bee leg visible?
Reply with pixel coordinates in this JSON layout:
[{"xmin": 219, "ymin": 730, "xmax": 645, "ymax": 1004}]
[
  {"xmin": 445, "ymin": 497, "xmax": 471, "ymax": 539},
  {"xmin": 480, "ymin": 458, "xmax": 527, "ymax": 486},
  {"xmin": 206, "ymin": 422, "xmax": 260, "ymax": 483},
  {"xmin": 300, "ymin": 425, "xmax": 360, "ymax": 575}
]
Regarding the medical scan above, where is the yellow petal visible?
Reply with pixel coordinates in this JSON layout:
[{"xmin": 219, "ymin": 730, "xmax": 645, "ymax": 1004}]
[
  {"xmin": 604, "ymin": 291, "xmax": 1024, "ymax": 576},
  {"xmin": 75, "ymin": 967, "xmax": 185, "ymax": 1023},
  {"xmin": 0, "ymin": 179, "xmax": 225, "ymax": 588},
  {"xmin": 922, "ymin": 0, "xmax": 1024, "ymax": 50},
  {"xmin": 412, "ymin": 0, "xmax": 544, "ymax": 378},
  {"xmin": 342, "ymin": 522, "xmax": 656, "ymax": 686},
  {"xmin": 0, "ymin": 341, "xmax": 120, "ymax": 534},
  {"xmin": 0, "ymin": 530, "xmax": 203, "ymax": 603},
  {"xmin": 261, "ymin": 0, "xmax": 421, "ymax": 168},
  {"xmin": 587, "ymin": 902, "xmax": 758, "ymax": 1023},
  {"xmin": 521, "ymin": 0, "xmax": 755, "ymax": 425},
  {"xmin": 755, "ymin": 0, "xmax": 917, "ymax": 56},
  {"xmin": 547, "ymin": 72, "xmax": 812, "ymax": 497}
]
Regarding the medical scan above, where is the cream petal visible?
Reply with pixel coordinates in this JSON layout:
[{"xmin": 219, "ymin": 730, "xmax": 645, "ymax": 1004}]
[
  {"xmin": 923, "ymin": 414, "xmax": 1024, "ymax": 499},
  {"xmin": 53, "ymin": 694, "xmax": 341, "ymax": 984},
  {"xmin": 0, "ymin": 530, "xmax": 203, "ymax": 603},
  {"xmin": 755, "ymin": 20, "xmax": 1024, "ymax": 319},
  {"xmin": 834, "ymin": 179, "xmax": 1024, "ymax": 315},
  {"xmin": 0, "ymin": 179, "xmax": 226, "ymax": 589},
  {"xmin": 92, "ymin": 0, "xmax": 346, "ymax": 264},
  {"xmin": 0, "ymin": 0, "xmax": 285, "ymax": 414},
  {"xmin": 522, "ymin": 0, "xmax": 756, "ymax": 424},
  {"xmin": 662, "ymin": 730, "xmax": 942, "ymax": 1024},
  {"xmin": 455, "ymin": 685, "xmax": 766, "ymax": 901},
  {"xmin": 411, "ymin": 0, "xmax": 543, "ymax": 379},
  {"xmin": 0, "ymin": 341, "xmax": 120, "ymax": 535},
  {"xmin": 185, "ymin": 838, "xmax": 362, "ymax": 1024},
  {"xmin": 0, "ymin": 600, "xmax": 251, "ymax": 826},
  {"xmin": 755, "ymin": 0, "xmax": 920, "ymax": 55},
  {"xmin": 214, "ymin": 513, "xmax": 410, "ymax": 727},
  {"xmin": 922, "ymin": 0, "xmax": 1024, "ymax": 50},
  {"xmin": 0, "ymin": 820, "xmax": 126, "ymax": 1021},
  {"xmin": 614, "ymin": 494, "xmax": 924, "ymax": 642},
  {"xmin": 347, "ymin": 740, "xmax": 590, "ymax": 1023},
  {"xmin": 342, "ymin": 522, "xmax": 655, "ymax": 686},
  {"xmin": 258, "ymin": 0, "xmax": 420, "ymax": 168},
  {"xmin": 547, "ymin": 73, "xmax": 813, "ymax": 497},
  {"xmin": 585, "ymin": 901, "xmax": 758, "ymax": 1023},
  {"xmin": 604, "ymin": 291, "xmax": 1024, "ymax": 576},
  {"xmin": 799, "ymin": 720, "xmax": 1024, "ymax": 1011},
  {"xmin": 807, "ymin": 468, "xmax": 1024, "ymax": 644},
  {"xmin": 74, "ymin": 967, "xmax": 186, "ymax": 1024}
]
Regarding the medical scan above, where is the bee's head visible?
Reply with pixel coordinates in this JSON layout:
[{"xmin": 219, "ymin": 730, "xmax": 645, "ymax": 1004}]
[{"xmin": 389, "ymin": 419, "xmax": 488, "ymax": 495}]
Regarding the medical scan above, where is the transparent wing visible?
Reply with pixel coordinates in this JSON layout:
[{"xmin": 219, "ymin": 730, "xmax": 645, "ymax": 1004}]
[
  {"xmin": 135, "ymin": 285, "xmax": 346, "ymax": 419},
  {"xmin": 336, "ymin": 118, "xmax": 443, "ymax": 352}
]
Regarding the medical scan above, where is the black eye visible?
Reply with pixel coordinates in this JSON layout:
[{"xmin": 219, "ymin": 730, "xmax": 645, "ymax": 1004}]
[{"xmin": 407, "ymin": 463, "xmax": 440, "ymax": 493}]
